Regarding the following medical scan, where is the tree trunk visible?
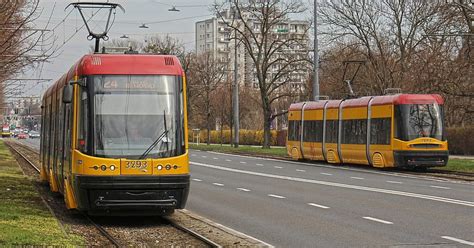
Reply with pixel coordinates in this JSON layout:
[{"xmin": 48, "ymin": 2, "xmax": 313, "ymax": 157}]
[
  {"xmin": 263, "ymin": 106, "xmax": 272, "ymax": 149},
  {"xmin": 206, "ymin": 91, "xmax": 211, "ymax": 145}
]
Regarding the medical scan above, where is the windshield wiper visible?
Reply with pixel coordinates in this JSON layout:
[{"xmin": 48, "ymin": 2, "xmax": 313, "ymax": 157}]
[{"xmin": 139, "ymin": 111, "xmax": 169, "ymax": 160}]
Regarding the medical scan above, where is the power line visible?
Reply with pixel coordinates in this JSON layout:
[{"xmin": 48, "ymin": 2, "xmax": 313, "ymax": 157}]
[
  {"xmin": 54, "ymin": 8, "xmax": 102, "ymax": 52},
  {"xmin": 152, "ymin": 1, "xmax": 209, "ymax": 8},
  {"xmin": 144, "ymin": 14, "xmax": 212, "ymax": 25}
]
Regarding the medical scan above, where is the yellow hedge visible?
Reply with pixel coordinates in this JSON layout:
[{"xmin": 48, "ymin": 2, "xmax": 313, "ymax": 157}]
[{"xmin": 188, "ymin": 129, "xmax": 279, "ymax": 146}]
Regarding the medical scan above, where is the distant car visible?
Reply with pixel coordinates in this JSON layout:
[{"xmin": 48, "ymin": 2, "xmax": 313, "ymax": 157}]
[
  {"xmin": 12, "ymin": 129, "xmax": 20, "ymax": 137},
  {"xmin": 29, "ymin": 131, "xmax": 40, "ymax": 139},
  {"xmin": 17, "ymin": 133, "xmax": 28, "ymax": 139}
]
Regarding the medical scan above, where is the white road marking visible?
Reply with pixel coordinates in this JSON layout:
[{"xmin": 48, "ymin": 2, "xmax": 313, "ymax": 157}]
[
  {"xmin": 387, "ymin": 181, "xmax": 403, "ymax": 184},
  {"xmin": 225, "ymin": 159, "xmax": 232, "ymax": 162},
  {"xmin": 191, "ymin": 154, "xmax": 196, "ymax": 157},
  {"xmin": 441, "ymin": 236, "xmax": 474, "ymax": 246},
  {"xmin": 308, "ymin": 203, "xmax": 330, "ymax": 209},
  {"xmin": 296, "ymin": 169, "xmax": 306, "ymax": 172},
  {"xmin": 268, "ymin": 194, "xmax": 286, "ymax": 199},
  {"xmin": 430, "ymin": 185, "xmax": 451, "ymax": 190},
  {"xmin": 192, "ymin": 179, "xmax": 202, "ymax": 182},
  {"xmin": 201, "ymin": 156, "xmax": 207, "ymax": 158},
  {"xmin": 256, "ymin": 163, "xmax": 264, "ymax": 166},
  {"xmin": 351, "ymin": 177, "xmax": 364, "ymax": 180},
  {"xmin": 237, "ymin": 188, "xmax": 251, "ymax": 192},
  {"xmin": 320, "ymin": 173, "xmax": 333, "ymax": 176},
  {"xmin": 180, "ymin": 209, "xmax": 276, "ymax": 248},
  {"xmin": 274, "ymin": 166, "xmax": 283, "ymax": 169},
  {"xmin": 204, "ymin": 151, "xmax": 468, "ymax": 185},
  {"xmin": 240, "ymin": 161, "xmax": 247, "ymax": 164},
  {"xmin": 213, "ymin": 157, "xmax": 219, "ymax": 160},
  {"xmin": 191, "ymin": 161, "xmax": 474, "ymax": 207},
  {"xmin": 213, "ymin": 183, "xmax": 224, "ymax": 186},
  {"xmin": 363, "ymin": 217, "xmax": 393, "ymax": 225}
]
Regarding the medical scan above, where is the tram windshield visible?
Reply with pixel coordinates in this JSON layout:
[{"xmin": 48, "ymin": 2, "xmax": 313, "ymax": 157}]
[
  {"xmin": 395, "ymin": 103, "xmax": 444, "ymax": 141},
  {"xmin": 92, "ymin": 75, "xmax": 184, "ymax": 158}
]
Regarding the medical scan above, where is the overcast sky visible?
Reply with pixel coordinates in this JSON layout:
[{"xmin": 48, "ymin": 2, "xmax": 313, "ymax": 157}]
[
  {"xmin": 20, "ymin": 0, "xmax": 215, "ymax": 97},
  {"xmin": 18, "ymin": 0, "xmax": 312, "ymax": 98}
]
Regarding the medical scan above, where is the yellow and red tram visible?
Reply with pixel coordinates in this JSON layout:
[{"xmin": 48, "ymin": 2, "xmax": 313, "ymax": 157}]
[
  {"xmin": 287, "ymin": 94, "xmax": 448, "ymax": 169},
  {"xmin": 40, "ymin": 54, "xmax": 189, "ymax": 215}
]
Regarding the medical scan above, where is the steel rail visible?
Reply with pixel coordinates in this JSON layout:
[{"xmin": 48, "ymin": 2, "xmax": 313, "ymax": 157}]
[
  {"xmin": 9, "ymin": 140, "xmax": 223, "ymax": 247},
  {"xmin": 165, "ymin": 217, "xmax": 222, "ymax": 248},
  {"xmin": 6, "ymin": 141, "xmax": 40, "ymax": 173},
  {"xmin": 6, "ymin": 141, "xmax": 122, "ymax": 247},
  {"xmin": 82, "ymin": 214, "xmax": 121, "ymax": 248}
]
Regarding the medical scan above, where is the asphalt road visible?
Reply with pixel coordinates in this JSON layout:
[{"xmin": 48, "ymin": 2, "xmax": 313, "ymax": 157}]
[{"xmin": 16, "ymin": 139, "xmax": 474, "ymax": 247}]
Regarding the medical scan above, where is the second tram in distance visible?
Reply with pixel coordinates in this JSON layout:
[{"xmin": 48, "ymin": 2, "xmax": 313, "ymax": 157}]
[{"xmin": 287, "ymin": 94, "xmax": 449, "ymax": 169}]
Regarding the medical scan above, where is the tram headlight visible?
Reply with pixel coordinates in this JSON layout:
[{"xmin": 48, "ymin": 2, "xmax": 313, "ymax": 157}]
[
  {"xmin": 110, "ymin": 165, "xmax": 116, "ymax": 171},
  {"xmin": 165, "ymin": 164, "xmax": 171, "ymax": 170},
  {"xmin": 157, "ymin": 165, "xmax": 163, "ymax": 170},
  {"xmin": 100, "ymin": 165, "xmax": 107, "ymax": 171}
]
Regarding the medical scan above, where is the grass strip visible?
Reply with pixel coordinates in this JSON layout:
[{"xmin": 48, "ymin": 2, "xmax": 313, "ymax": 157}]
[
  {"xmin": 189, "ymin": 143, "xmax": 288, "ymax": 157},
  {"xmin": 189, "ymin": 144, "xmax": 473, "ymax": 173},
  {"xmin": 437, "ymin": 159, "xmax": 474, "ymax": 173},
  {"xmin": 0, "ymin": 140, "xmax": 84, "ymax": 246}
]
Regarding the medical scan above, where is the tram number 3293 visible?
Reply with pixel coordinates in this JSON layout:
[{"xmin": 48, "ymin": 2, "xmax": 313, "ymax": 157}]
[{"xmin": 125, "ymin": 161, "xmax": 148, "ymax": 169}]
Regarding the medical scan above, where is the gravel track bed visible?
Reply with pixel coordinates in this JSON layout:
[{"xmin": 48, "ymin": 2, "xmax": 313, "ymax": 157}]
[
  {"xmin": 6, "ymin": 141, "xmax": 206, "ymax": 247},
  {"xmin": 8, "ymin": 140, "xmax": 261, "ymax": 247}
]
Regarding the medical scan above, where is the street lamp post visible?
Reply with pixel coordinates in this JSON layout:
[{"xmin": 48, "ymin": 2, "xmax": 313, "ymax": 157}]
[
  {"xmin": 313, "ymin": 0, "xmax": 320, "ymax": 101},
  {"xmin": 233, "ymin": 31, "xmax": 239, "ymax": 148}
]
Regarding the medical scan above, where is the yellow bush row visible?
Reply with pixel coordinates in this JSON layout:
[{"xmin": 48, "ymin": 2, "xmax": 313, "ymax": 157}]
[{"xmin": 188, "ymin": 129, "xmax": 280, "ymax": 146}]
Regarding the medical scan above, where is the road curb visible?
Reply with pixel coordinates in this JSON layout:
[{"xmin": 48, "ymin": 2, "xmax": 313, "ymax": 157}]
[{"xmin": 177, "ymin": 209, "xmax": 274, "ymax": 247}]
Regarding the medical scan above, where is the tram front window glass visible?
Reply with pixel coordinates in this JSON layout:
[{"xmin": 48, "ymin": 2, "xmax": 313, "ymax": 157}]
[
  {"xmin": 92, "ymin": 75, "xmax": 183, "ymax": 158},
  {"xmin": 395, "ymin": 104, "xmax": 444, "ymax": 141}
]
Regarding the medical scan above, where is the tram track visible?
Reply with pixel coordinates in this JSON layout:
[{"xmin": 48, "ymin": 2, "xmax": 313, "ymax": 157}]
[
  {"xmin": 5, "ymin": 141, "xmax": 122, "ymax": 247},
  {"xmin": 5, "ymin": 140, "xmax": 223, "ymax": 248}
]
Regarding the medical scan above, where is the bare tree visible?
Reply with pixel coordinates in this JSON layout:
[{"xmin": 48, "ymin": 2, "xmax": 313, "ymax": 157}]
[
  {"xmin": 143, "ymin": 35, "xmax": 185, "ymax": 57},
  {"xmin": 1, "ymin": 0, "xmax": 55, "ymax": 105},
  {"xmin": 215, "ymin": 0, "xmax": 310, "ymax": 148},
  {"xmin": 318, "ymin": 0, "xmax": 473, "ymax": 126},
  {"xmin": 319, "ymin": 0, "xmax": 453, "ymax": 92},
  {"xmin": 188, "ymin": 52, "xmax": 226, "ymax": 144}
]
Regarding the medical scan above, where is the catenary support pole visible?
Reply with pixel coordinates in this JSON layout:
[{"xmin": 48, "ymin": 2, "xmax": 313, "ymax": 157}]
[
  {"xmin": 312, "ymin": 0, "xmax": 320, "ymax": 101},
  {"xmin": 233, "ymin": 31, "xmax": 239, "ymax": 148}
]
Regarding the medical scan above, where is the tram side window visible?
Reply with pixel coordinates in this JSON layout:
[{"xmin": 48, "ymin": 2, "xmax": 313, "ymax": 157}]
[
  {"xmin": 370, "ymin": 118, "xmax": 391, "ymax": 145},
  {"xmin": 325, "ymin": 120, "xmax": 338, "ymax": 143},
  {"xmin": 288, "ymin": 120, "xmax": 300, "ymax": 141},
  {"xmin": 303, "ymin": 120, "xmax": 323, "ymax": 142},
  {"xmin": 342, "ymin": 119, "xmax": 367, "ymax": 144},
  {"xmin": 77, "ymin": 88, "xmax": 88, "ymax": 152}
]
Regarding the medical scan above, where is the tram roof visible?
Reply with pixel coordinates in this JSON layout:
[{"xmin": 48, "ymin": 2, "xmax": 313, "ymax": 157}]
[
  {"xmin": 43, "ymin": 54, "xmax": 183, "ymax": 99},
  {"xmin": 289, "ymin": 94, "xmax": 444, "ymax": 111}
]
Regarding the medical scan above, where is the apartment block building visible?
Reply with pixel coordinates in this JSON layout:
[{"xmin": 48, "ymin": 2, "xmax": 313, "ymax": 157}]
[{"xmin": 195, "ymin": 8, "xmax": 310, "ymax": 90}]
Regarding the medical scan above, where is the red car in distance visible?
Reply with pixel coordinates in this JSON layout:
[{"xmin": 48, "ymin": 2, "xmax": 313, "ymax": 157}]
[{"xmin": 17, "ymin": 133, "xmax": 28, "ymax": 139}]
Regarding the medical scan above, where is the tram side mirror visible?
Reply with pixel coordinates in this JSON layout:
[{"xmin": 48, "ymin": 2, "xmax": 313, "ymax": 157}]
[{"xmin": 62, "ymin": 84, "xmax": 73, "ymax": 103}]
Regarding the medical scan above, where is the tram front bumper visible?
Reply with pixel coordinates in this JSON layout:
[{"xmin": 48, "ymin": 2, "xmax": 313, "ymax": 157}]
[
  {"xmin": 73, "ymin": 175, "xmax": 190, "ymax": 214},
  {"xmin": 393, "ymin": 150, "xmax": 449, "ymax": 168}
]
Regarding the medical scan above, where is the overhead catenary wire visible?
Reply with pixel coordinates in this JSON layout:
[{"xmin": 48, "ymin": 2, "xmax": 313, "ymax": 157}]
[
  {"xmin": 143, "ymin": 14, "xmax": 212, "ymax": 25},
  {"xmin": 55, "ymin": 8, "xmax": 102, "ymax": 53},
  {"xmin": 152, "ymin": 1, "xmax": 209, "ymax": 8}
]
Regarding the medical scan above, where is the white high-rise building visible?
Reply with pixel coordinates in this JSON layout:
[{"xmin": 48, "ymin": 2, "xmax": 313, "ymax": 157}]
[{"xmin": 195, "ymin": 8, "xmax": 310, "ymax": 90}]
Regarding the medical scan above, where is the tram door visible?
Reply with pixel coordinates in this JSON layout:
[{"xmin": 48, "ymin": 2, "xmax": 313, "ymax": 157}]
[{"xmin": 61, "ymin": 100, "xmax": 73, "ymax": 182}]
